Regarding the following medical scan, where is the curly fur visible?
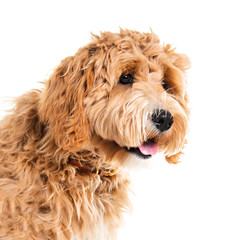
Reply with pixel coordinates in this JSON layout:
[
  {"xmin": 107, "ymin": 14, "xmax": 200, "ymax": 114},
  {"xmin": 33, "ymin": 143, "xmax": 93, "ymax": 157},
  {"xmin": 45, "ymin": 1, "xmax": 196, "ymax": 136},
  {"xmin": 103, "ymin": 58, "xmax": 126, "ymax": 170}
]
[{"xmin": 0, "ymin": 29, "xmax": 190, "ymax": 239}]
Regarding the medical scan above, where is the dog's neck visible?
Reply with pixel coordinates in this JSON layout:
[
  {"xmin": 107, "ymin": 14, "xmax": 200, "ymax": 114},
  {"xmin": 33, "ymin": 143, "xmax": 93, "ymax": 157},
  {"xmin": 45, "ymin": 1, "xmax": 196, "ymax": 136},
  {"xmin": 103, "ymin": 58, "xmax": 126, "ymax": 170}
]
[
  {"xmin": 69, "ymin": 159, "xmax": 118, "ymax": 178},
  {"xmin": 67, "ymin": 136, "xmax": 122, "ymax": 178}
]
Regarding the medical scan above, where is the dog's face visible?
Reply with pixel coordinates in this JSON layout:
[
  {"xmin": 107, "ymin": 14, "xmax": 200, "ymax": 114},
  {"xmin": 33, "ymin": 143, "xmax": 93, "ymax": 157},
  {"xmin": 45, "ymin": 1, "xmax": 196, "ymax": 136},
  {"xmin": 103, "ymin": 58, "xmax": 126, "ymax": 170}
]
[{"xmin": 39, "ymin": 30, "xmax": 190, "ymax": 166}]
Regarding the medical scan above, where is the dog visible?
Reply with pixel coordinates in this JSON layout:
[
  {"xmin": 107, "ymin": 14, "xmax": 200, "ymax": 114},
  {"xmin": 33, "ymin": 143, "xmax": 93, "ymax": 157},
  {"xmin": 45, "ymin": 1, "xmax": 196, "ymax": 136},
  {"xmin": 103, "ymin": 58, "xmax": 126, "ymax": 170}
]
[{"xmin": 0, "ymin": 29, "xmax": 190, "ymax": 239}]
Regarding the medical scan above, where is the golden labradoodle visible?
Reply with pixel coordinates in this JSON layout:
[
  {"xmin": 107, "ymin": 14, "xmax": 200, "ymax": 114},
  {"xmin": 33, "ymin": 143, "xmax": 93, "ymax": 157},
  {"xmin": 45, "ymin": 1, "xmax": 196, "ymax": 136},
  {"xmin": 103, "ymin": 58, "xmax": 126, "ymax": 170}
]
[{"xmin": 0, "ymin": 29, "xmax": 190, "ymax": 239}]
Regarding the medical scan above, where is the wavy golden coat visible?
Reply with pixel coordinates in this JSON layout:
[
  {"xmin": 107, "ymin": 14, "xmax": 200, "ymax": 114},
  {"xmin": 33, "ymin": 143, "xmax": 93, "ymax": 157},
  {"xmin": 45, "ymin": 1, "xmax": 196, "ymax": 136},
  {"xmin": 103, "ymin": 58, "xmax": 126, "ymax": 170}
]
[{"xmin": 0, "ymin": 29, "xmax": 190, "ymax": 239}]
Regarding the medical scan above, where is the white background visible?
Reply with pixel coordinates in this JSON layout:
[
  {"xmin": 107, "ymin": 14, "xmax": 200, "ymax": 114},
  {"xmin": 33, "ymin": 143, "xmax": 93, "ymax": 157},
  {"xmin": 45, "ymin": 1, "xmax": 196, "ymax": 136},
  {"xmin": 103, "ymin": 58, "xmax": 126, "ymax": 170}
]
[{"xmin": 0, "ymin": 0, "xmax": 249, "ymax": 239}]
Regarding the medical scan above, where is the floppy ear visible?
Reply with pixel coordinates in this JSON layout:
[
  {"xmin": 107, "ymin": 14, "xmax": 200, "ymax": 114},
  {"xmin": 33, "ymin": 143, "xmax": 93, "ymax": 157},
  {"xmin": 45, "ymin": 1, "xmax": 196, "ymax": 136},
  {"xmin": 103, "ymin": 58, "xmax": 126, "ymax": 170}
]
[
  {"xmin": 165, "ymin": 138, "xmax": 188, "ymax": 164},
  {"xmin": 163, "ymin": 45, "xmax": 190, "ymax": 164},
  {"xmin": 39, "ymin": 48, "xmax": 95, "ymax": 151}
]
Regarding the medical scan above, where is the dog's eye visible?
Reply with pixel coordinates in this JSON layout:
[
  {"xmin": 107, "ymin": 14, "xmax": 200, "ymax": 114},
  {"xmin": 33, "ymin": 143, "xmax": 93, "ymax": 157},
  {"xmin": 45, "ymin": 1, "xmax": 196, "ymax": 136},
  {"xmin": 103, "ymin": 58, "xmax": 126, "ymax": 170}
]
[
  {"xmin": 162, "ymin": 79, "xmax": 172, "ymax": 91},
  {"xmin": 119, "ymin": 74, "xmax": 133, "ymax": 85},
  {"xmin": 162, "ymin": 80, "xmax": 168, "ymax": 90},
  {"xmin": 162, "ymin": 79, "xmax": 174, "ymax": 93}
]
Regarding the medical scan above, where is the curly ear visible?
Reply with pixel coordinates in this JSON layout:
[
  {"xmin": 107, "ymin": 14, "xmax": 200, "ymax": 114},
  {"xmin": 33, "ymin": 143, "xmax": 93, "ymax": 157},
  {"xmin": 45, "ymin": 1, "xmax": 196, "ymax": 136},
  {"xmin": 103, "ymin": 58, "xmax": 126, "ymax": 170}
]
[
  {"xmin": 163, "ymin": 45, "xmax": 190, "ymax": 164},
  {"xmin": 164, "ymin": 138, "xmax": 188, "ymax": 164},
  {"xmin": 39, "ymin": 48, "xmax": 94, "ymax": 151}
]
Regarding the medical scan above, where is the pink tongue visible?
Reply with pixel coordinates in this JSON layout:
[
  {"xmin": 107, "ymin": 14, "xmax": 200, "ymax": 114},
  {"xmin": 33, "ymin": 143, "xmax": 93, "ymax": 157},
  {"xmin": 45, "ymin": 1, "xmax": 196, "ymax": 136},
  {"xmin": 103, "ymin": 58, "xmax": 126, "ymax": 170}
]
[{"xmin": 138, "ymin": 142, "xmax": 158, "ymax": 156}]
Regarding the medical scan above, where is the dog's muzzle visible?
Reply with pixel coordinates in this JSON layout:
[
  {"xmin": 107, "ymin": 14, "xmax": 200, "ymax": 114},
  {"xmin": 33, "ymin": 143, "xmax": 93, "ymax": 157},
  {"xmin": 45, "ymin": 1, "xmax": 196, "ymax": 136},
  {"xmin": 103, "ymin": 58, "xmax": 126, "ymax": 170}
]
[
  {"xmin": 125, "ymin": 109, "xmax": 174, "ymax": 159},
  {"xmin": 152, "ymin": 109, "xmax": 174, "ymax": 132}
]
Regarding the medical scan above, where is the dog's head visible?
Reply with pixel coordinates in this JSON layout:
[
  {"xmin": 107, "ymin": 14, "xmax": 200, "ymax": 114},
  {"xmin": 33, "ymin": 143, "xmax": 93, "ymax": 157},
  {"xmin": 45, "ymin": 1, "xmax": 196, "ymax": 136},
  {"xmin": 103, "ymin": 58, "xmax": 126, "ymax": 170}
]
[{"xmin": 39, "ymin": 29, "xmax": 190, "ymax": 167}]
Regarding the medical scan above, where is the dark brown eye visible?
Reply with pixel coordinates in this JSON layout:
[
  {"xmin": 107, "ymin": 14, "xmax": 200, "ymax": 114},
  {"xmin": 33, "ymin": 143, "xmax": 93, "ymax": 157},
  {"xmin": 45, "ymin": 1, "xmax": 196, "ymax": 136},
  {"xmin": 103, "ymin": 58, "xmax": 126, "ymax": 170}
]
[
  {"xmin": 162, "ymin": 79, "xmax": 169, "ymax": 91},
  {"xmin": 162, "ymin": 79, "xmax": 174, "ymax": 93},
  {"xmin": 119, "ymin": 74, "xmax": 133, "ymax": 85}
]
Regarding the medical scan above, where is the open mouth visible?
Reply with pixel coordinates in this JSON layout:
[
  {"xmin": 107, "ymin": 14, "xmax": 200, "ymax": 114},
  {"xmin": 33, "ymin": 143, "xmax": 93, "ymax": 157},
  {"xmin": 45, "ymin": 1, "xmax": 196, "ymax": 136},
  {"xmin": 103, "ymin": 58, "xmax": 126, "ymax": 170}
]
[{"xmin": 125, "ymin": 139, "xmax": 159, "ymax": 159}]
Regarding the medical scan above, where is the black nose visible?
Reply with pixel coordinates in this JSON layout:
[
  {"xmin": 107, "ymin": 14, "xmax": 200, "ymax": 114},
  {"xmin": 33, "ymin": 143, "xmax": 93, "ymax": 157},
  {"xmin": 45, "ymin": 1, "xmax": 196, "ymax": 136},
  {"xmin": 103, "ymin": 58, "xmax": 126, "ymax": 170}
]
[{"xmin": 152, "ymin": 109, "xmax": 174, "ymax": 132}]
